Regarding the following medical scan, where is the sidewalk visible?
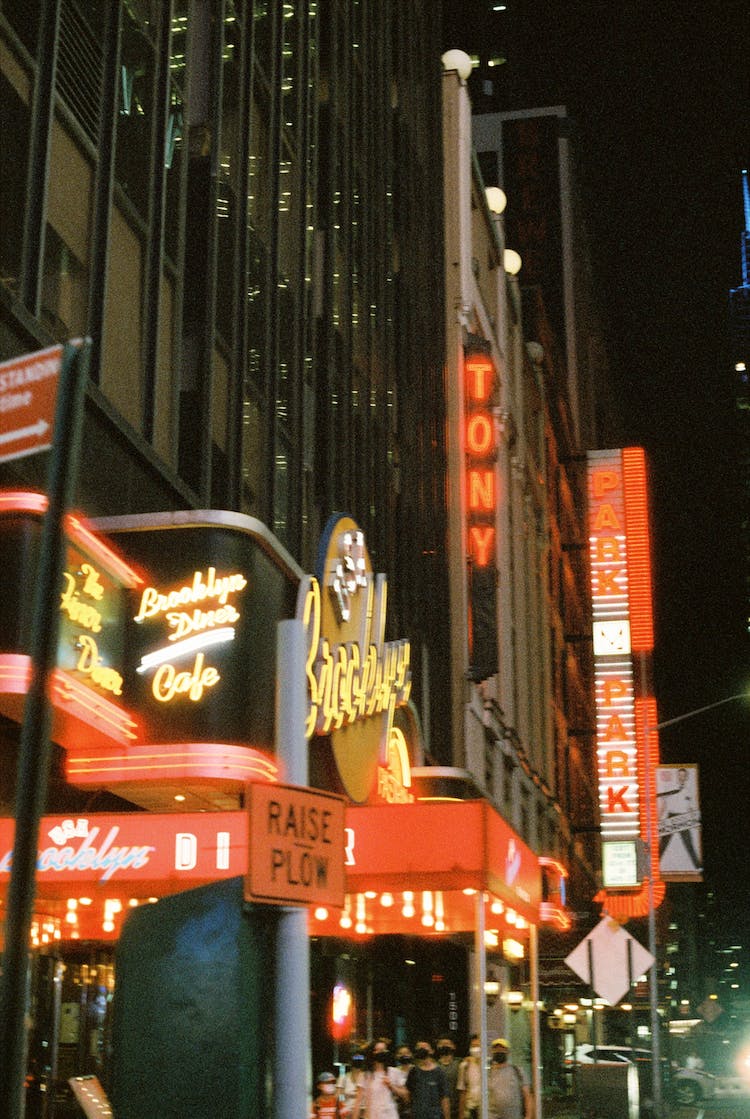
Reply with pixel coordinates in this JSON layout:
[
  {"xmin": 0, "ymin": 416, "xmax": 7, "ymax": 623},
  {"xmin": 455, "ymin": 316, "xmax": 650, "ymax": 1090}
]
[{"xmin": 541, "ymin": 1092, "xmax": 580, "ymax": 1117}]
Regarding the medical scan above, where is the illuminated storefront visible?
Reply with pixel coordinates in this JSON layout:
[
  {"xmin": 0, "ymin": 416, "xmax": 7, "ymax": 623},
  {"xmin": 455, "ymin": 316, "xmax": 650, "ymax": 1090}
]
[{"xmin": 0, "ymin": 498, "xmax": 568, "ymax": 1112}]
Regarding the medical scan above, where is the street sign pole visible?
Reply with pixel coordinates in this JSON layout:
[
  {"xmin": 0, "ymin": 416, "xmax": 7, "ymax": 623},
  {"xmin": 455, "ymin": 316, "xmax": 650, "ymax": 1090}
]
[{"xmin": 0, "ymin": 338, "xmax": 90, "ymax": 1119}]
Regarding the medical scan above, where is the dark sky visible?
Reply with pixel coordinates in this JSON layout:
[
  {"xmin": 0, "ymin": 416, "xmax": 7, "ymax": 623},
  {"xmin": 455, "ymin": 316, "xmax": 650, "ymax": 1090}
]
[{"xmin": 442, "ymin": 2, "xmax": 750, "ymax": 926}]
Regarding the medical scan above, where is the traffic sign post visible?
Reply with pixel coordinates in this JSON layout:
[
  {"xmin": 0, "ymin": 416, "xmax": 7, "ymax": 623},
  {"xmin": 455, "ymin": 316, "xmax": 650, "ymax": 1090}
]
[
  {"xmin": 0, "ymin": 339, "xmax": 91, "ymax": 1119},
  {"xmin": 0, "ymin": 344, "xmax": 63, "ymax": 464},
  {"xmin": 565, "ymin": 916, "xmax": 654, "ymax": 1007}
]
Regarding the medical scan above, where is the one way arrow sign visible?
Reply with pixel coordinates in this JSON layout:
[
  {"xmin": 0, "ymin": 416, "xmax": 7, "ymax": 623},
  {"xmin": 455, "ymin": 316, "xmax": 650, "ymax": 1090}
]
[
  {"xmin": 0, "ymin": 345, "xmax": 62, "ymax": 464},
  {"xmin": 564, "ymin": 916, "xmax": 654, "ymax": 1005}
]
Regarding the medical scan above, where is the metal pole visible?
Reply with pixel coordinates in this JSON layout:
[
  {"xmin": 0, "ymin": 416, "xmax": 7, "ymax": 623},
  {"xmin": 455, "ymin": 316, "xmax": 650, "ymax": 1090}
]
[
  {"xmin": 529, "ymin": 922, "xmax": 542, "ymax": 1119},
  {"xmin": 0, "ymin": 339, "xmax": 90, "ymax": 1119},
  {"xmin": 640, "ymin": 653, "xmax": 663, "ymax": 1119},
  {"xmin": 273, "ymin": 619, "xmax": 311, "ymax": 1119},
  {"xmin": 475, "ymin": 892, "xmax": 488, "ymax": 1119}
]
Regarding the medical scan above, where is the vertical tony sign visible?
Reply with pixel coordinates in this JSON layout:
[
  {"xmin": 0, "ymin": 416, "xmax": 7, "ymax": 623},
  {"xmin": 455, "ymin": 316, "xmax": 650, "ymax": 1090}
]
[
  {"xmin": 587, "ymin": 448, "xmax": 663, "ymax": 918},
  {"xmin": 464, "ymin": 345, "xmax": 498, "ymax": 680}
]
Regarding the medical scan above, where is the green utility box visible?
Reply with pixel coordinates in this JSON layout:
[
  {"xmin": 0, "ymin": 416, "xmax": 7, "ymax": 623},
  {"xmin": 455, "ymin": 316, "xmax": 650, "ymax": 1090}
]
[{"xmin": 111, "ymin": 878, "xmax": 273, "ymax": 1119}]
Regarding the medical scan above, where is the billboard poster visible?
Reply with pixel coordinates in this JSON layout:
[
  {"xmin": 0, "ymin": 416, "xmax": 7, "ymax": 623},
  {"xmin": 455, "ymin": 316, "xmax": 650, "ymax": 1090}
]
[{"xmin": 656, "ymin": 763, "xmax": 703, "ymax": 881}]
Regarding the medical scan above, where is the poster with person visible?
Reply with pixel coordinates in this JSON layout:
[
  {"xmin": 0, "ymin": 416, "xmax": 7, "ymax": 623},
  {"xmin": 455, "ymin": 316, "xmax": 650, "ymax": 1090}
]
[{"xmin": 656, "ymin": 764, "xmax": 703, "ymax": 881}]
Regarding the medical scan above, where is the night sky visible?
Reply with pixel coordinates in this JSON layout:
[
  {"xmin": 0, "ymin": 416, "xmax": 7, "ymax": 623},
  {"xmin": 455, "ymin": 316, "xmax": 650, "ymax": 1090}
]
[{"xmin": 442, "ymin": 1, "xmax": 750, "ymax": 929}]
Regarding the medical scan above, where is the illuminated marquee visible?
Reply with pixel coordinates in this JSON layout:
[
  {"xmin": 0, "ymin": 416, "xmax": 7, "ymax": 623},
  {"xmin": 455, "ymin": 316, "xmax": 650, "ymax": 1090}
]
[
  {"xmin": 298, "ymin": 514, "xmax": 412, "ymax": 804},
  {"xmin": 587, "ymin": 449, "xmax": 661, "ymax": 912},
  {"xmin": 463, "ymin": 348, "xmax": 499, "ymax": 680},
  {"xmin": 58, "ymin": 550, "xmax": 126, "ymax": 698},
  {"xmin": 0, "ymin": 492, "xmax": 141, "ymax": 747},
  {"xmin": 588, "ymin": 452, "xmax": 639, "ymax": 849},
  {"xmin": 464, "ymin": 351, "xmax": 497, "ymax": 567},
  {"xmin": 134, "ymin": 567, "xmax": 247, "ymax": 704}
]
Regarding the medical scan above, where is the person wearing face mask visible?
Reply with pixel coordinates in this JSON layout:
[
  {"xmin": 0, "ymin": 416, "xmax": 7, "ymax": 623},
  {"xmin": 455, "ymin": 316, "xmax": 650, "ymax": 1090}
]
[
  {"xmin": 340, "ymin": 1050, "xmax": 368, "ymax": 1116},
  {"xmin": 435, "ymin": 1036, "xmax": 459, "ymax": 1119},
  {"xmin": 456, "ymin": 1035, "xmax": 482, "ymax": 1119},
  {"xmin": 391, "ymin": 1047, "xmax": 414, "ymax": 1118},
  {"xmin": 311, "ymin": 1071, "xmax": 347, "ymax": 1118},
  {"xmin": 487, "ymin": 1039, "xmax": 533, "ymax": 1119},
  {"xmin": 351, "ymin": 1040, "xmax": 405, "ymax": 1119},
  {"xmin": 405, "ymin": 1040, "xmax": 450, "ymax": 1119}
]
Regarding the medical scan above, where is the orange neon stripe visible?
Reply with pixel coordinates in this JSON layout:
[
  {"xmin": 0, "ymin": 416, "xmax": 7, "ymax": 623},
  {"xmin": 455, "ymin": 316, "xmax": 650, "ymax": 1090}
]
[
  {"xmin": 0, "ymin": 490, "xmax": 48, "ymax": 515},
  {"xmin": 52, "ymin": 672, "xmax": 139, "ymax": 740},
  {"xmin": 596, "ymin": 695, "xmax": 664, "ymax": 920},
  {"xmin": 0, "ymin": 656, "xmax": 138, "ymax": 743},
  {"xmin": 66, "ymin": 743, "xmax": 279, "ymax": 784},
  {"xmin": 67, "ymin": 515, "xmax": 143, "ymax": 587},
  {"xmin": 622, "ymin": 448, "xmax": 654, "ymax": 652},
  {"xmin": 0, "ymin": 490, "xmax": 143, "ymax": 586}
]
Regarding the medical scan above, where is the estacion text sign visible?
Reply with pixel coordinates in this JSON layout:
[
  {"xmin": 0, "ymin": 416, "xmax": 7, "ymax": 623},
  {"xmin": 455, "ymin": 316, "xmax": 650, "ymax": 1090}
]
[{"xmin": 0, "ymin": 345, "xmax": 62, "ymax": 463}]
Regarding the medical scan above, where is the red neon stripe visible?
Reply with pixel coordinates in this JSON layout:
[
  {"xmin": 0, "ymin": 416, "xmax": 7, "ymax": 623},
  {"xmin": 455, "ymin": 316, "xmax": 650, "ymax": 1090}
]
[{"xmin": 622, "ymin": 448, "xmax": 654, "ymax": 652}]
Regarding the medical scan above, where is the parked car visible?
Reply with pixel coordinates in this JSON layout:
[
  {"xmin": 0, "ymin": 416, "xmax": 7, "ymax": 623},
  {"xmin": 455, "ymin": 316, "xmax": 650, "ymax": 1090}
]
[
  {"xmin": 571, "ymin": 1044, "xmax": 654, "ymax": 1067},
  {"xmin": 672, "ymin": 1052, "xmax": 750, "ymax": 1106}
]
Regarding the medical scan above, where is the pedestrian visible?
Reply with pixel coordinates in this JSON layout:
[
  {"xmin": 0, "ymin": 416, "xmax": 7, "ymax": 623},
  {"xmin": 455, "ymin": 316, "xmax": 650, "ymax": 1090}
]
[
  {"xmin": 340, "ymin": 1050, "xmax": 368, "ymax": 1116},
  {"xmin": 311, "ymin": 1070, "xmax": 348, "ymax": 1118},
  {"xmin": 435, "ymin": 1036, "xmax": 459, "ymax": 1119},
  {"xmin": 456, "ymin": 1034, "xmax": 482, "ymax": 1119},
  {"xmin": 487, "ymin": 1038, "xmax": 533, "ymax": 1119},
  {"xmin": 391, "ymin": 1045, "xmax": 414, "ymax": 1117},
  {"xmin": 405, "ymin": 1039, "xmax": 450, "ymax": 1119},
  {"xmin": 352, "ymin": 1039, "xmax": 406, "ymax": 1119}
]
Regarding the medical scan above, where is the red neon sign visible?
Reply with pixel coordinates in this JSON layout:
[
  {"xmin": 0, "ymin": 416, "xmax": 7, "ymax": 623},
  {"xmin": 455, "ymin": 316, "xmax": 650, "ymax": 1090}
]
[
  {"xmin": 587, "ymin": 449, "xmax": 662, "ymax": 919},
  {"xmin": 464, "ymin": 353, "xmax": 497, "ymax": 567}
]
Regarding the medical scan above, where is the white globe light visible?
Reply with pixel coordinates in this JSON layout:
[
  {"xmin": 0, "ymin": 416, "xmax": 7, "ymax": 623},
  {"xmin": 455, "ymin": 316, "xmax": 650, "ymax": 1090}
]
[
  {"xmin": 441, "ymin": 50, "xmax": 473, "ymax": 81},
  {"xmin": 485, "ymin": 186, "xmax": 507, "ymax": 215},
  {"xmin": 503, "ymin": 248, "xmax": 522, "ymax": 275}
]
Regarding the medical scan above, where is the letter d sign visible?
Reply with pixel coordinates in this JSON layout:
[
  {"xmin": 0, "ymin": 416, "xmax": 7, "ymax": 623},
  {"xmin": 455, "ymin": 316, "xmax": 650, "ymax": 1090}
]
[{"xmin": 175, "ymin": 832, "xmax": 197, "ymax": 870}]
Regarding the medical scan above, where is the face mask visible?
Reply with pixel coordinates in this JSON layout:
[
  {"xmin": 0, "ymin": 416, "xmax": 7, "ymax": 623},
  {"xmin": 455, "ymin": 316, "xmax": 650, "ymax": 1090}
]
[
  {"xmin": 493, "ymin": 1051, "xmax": 508, "ymax": 1064},
  {"xmin": 321, "ymin": 1084, "xmax": 337, "ymax": 1095},
  {"xmin": 437, "ymin": 1046, "xmax": 455, "ymax": 1059},
  {"xmin": 398, "ymin": 1055, "xmax": 412, "ymax": 1065},
  {"xmin": 374, "ymin": 1051, "xmax": 390, "ymax": 1065},
  {"xmin": 470, "ymin": 1047, "xmax": 481, "ymax": 1058},
  {"xmin": 352, "ymin": 1056, "xmax": 365, "ymax": 1067},
  {"xmin": 415, "ymin": 1047, "xmax": 431, "ymax": 1061}
]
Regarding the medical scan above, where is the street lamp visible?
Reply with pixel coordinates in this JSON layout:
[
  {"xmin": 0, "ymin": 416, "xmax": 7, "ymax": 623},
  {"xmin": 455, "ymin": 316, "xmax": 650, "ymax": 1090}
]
[{"xmin": 641, "ymin": 686, "xmax": 747, "ymax": 1119}]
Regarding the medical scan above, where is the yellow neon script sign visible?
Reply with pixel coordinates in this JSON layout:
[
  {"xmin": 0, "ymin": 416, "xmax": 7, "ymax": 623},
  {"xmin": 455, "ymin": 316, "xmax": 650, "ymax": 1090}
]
[
  {"xmin": 297, "ymin": 515, "xmax": 412, "ymax": 804},
  {"xmin": 60, "ymin": 562, "xmax": 124, "ymax": 697},
  {"xmin": 134, "ymin": 567, "xmax": 247, "ymax": 704},
  {"xmin": 298, "ymin": 577, "xmax": 411, "ymax": 739}
]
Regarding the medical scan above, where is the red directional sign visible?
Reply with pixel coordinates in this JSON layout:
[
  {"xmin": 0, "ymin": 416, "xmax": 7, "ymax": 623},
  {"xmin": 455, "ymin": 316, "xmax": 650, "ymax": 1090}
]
[{"xmin": 0, "ymin": 344, "xmax": 62, "ymax": 464}]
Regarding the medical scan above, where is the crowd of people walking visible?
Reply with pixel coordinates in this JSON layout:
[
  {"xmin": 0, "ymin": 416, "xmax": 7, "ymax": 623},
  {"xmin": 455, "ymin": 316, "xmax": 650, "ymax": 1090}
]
[{"xmin": 311, "ymin": 1035, "xmax": 533, "ymax": 1119}]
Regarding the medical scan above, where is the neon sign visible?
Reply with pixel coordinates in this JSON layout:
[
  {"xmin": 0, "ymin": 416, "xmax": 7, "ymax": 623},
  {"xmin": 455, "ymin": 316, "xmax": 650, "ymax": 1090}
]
[
  {"xmin": 298, "ymin": 515, "xmax": 412, "ymax": 804},
  {"xmin": 134, "ymin": 567, "xmax": 247, "ymax": 704},
  {"xmin": 377, "ymin": 726, "xmax": 415, "ymax": 804},
  {"xmin": 588, "ymin": 449, "xmax": 662, "ymax": 915},
  {"xmin": 588, "ymin": 453, "xmax": 639, "ymax": 848},
  {"xmin": 464, "ymin": 351, "xmax": 497, "ymax": 567}
]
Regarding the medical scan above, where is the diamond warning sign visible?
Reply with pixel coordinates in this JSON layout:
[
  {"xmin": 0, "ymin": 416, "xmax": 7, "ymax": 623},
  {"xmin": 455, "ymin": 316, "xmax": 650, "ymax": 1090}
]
[{"xmin": 0, "ymin": 345, "xmax": 62, "ymax": 464}]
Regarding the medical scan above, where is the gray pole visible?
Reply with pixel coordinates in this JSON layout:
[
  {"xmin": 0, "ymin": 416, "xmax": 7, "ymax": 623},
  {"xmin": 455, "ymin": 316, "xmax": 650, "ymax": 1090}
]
[
  {"xmin": 640, "ymin": 652, "xmax": 663, "ymax": 1119},
  {"xmin": 0, "ymin": 339, "xmax": 90, "ymax": 1119},
  {"xmin": 273, "ymin": 619, "xmax": 311, "ymax": 1119},
  {"xmin": 529, "ymin": 922, "xmax": 542, "ymax": 1119},
  {"xmin": 474, "ymin": 892, "xmax": 488, "ymax": 1118}
]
